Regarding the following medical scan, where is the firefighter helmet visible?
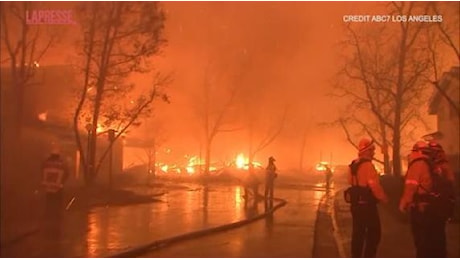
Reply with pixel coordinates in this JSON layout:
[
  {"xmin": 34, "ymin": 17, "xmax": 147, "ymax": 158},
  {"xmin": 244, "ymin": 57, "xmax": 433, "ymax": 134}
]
[
  {"xmin": 412, "ymin": 141, "xmax": 428, "ymax": 151},
  {"xmin": 358, "ymin": 138, "xmax": 375, "ymax": 153}
]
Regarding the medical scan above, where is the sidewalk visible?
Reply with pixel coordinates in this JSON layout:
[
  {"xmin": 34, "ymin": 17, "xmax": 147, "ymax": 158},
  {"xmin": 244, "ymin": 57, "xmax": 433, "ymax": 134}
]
[{"xmin": 333, "ymin": 188, "xmax": 460, "ymax": 258}]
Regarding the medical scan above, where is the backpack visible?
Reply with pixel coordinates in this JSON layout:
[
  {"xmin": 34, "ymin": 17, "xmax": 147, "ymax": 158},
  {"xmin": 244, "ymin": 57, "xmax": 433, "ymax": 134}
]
[
  {"xmin": 410, "ymin": 158, "xmax": 456, "ymax": 221},
  {"xmin": 344, "ymin": 159, "xmax": 378, "ymax": 205},
  {"xmin": 42, "ymin": 157, "xmax": 66, "ymax": 193}
]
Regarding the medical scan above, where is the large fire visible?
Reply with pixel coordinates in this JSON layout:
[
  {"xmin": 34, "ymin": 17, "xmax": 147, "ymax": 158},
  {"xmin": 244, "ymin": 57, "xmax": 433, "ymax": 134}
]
[
  {"xmin": 131, "ymin": 149, "xmax": 263, "ymax": 177},
  {"xmin": 235, "ymin": 153, "xmax": 262, "ymax": 170},
  {"xmin": 185, "ymin": 156, "xmax": 204, "ymax": 175},
  {"xmin": 122, "ymin": 145, "xmax": 263, "ymax": 177},
  {"xmin": 235, "ymin": 153, "xmax": 247, "ymax": 169}
]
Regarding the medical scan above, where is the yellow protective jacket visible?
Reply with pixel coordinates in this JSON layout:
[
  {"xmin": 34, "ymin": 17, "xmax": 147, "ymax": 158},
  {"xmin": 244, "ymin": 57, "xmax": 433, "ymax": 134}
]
[
  {"xmin": 399, "ymin": 152, "xmax": 432, "ymax": 210},
  {"xmin": 347, "ymin": 157, "xmax": 387, "ymax": 203},
  {"xmin": 42, "ymin": 156, "xmax": 69, "ymax": 193}
]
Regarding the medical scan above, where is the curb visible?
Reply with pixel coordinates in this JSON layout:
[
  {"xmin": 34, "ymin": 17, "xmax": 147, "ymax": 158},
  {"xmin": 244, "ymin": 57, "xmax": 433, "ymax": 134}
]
[
  {"xmin": 330, "ymin": 188, "xmax": 347, "ymax": 258},
  {"xmin": 311, "ymin": 192, "xmax": 328, "ymax": 257},
  {"xmin": 107, "ymin": 198, "xmax": 287, "ymax": 258},
  {"xmin": 0, "ymin": 228, "xmax": 40, "ymax": 248},
  {"xmin": 312, "ymin": 189, "xmax": 346, "ymax": 258}
]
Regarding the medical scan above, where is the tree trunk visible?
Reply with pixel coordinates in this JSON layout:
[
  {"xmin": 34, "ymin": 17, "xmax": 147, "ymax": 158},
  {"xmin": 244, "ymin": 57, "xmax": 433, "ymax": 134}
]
[
  {"xmin": 380, "ymin": 121, "xmax": 392, "ymax": 175},
  {"xmin": 204, "ymin": 140, "xmax": 211, "ymax": 177},
  {"xmin": 86, "ymin": 133, "xmax": 97, "ymax": 185},
  {"xmin": 393, "ymin": 21, "xmax": 407, "ymax": 178},
  {"xmin": 383, "ymin": 150, "xmax": 391, "ymax": 176},
  {"xmin": 299, "ymin": 129, "xmax": 308, "ymax": 172},
  {"xmin": 392, "ymin": 129, "xmax": 402, "ymax": 177},
  {"xmin": 152, "ymin": 146, "xmax": 157, "ymax": 176}
]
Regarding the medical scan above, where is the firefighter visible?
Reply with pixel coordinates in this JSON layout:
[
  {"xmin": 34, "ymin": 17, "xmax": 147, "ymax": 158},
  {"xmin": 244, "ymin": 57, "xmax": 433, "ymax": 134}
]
[
  {"xmin": 41, "ymin": 146, "xmax": 69, "ymax": 220},
  {"xmin": 325, "ymin": 165, "xmax": 333, "ymax": 191},
  {"xmin": 428, "ymin": 140, "xmax": 455, "ymax": 183},
  {"xmin": 348, "ymin": 138, "xmax": 388, "ymax": 258},
  {"xmin": 429, "ymin": 140, "xmax": 456, "ymax": 221},
  {"xmin": 264, "ymin": 156, "xmax": 277, "ymax": 209},
  {"xmin": 400, "ymin": 140, "xmax": 454, "ymax": 257}
]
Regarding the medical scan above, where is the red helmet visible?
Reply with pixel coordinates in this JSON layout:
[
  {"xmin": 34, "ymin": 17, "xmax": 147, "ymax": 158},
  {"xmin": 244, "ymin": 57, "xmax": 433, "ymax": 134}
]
[
  {"xmin": 358, "ymin": 138, "xmax": 375, "ymax": 153},
  {"xmin": 412, "ymin": 141, "xmax": 428, "ymax": 151},
  {"xmin": 412, "ymin": 141, "xmax": 432, "ymax": 157}
]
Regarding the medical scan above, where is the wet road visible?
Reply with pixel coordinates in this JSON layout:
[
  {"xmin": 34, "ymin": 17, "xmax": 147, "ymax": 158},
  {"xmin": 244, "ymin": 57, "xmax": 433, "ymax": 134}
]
[
  {"xmin": 137, "ymin": 185, "xmax": 328, "ymax": 257},
  {"xmin": 1, "ymin": 174, "xmax": 331, "ymax": 257}
]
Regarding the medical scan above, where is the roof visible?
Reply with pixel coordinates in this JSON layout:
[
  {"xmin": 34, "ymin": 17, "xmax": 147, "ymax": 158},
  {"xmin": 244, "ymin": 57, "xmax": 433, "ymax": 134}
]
[
  {"xmin": 429, "ymin": 66, "xmax": 460, "ymax": 115},
  {"xmin": 422, "ymin": 131, "xmax": 444, "ymax": 141}
]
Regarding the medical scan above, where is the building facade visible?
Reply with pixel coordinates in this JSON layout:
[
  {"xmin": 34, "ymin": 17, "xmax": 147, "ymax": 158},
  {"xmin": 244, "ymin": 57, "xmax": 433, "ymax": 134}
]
[{"xmin": 428, "ymin": 66, "xmax": 460, "ymax": 171}]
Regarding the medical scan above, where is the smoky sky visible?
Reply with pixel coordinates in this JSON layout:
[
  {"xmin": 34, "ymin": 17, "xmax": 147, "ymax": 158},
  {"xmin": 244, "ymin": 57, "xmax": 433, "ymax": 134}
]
[{"xmin": 4, "ymin": 1, "xmax": 454, "ymax": 168}]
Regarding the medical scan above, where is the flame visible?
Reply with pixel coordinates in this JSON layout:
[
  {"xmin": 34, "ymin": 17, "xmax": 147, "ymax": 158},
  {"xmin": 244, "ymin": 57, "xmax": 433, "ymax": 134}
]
[
  {"xmin": 185, "ymin": 156, "xmax": 204, "ymax": 175},
  {"xmin": 174, "ymin": 167, "xmax": 181, "ymax": 174},
  {"xmin": 252, "ymin": 162, "xmax": 262, "ymax": 168},
  {"xmin": 235, "ymin": 153, "xmax": 261, "ymax": 170},
  {"xmin": 316, "ymin": 162, "xmax": 328, "ymax": 171},
  {"xmin": 154, "ymin": 153, "xmax": 261, "ymax": 177},
  {"xmin": 186, "ymin": 166, "xmax": 195, "ymax": 174},
  {"xmin": 96, "ymin": 124, "xmax": 104, "ymax": 134},
  {"xmin": 236, "ymin": 153, "xmax": 247, "ymax": 169},
  {"xmin": 316, "ymin": 161, "xmax": 334, "ymax": 172},
  {"xmin": 38, "ymin": 112, "xmax": 47, "ymax": 121}
]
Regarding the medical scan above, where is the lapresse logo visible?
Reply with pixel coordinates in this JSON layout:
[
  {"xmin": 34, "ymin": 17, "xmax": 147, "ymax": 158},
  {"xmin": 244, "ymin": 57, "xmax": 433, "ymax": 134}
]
[{"xmin": 26, "ymin": 10, "xmax": 76, "ymax": 25}]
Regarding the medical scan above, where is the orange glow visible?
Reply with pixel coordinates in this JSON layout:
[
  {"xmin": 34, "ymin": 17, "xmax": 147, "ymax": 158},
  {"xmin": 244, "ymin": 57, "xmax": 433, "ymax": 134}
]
[
  {"xmin": 235, "ymin": 153, "xmax": 262, "ymax": 170},
  {"xmin": 174, "ymin": 167, "xmax": 181, "ymax": 174},
  {"xmin": 86, "ymin": 213, "xmax": 99, "ymax": 257},
  {"xmin": 96, "ymin": 124, "xmax": 105, "ymax": 134},
  {"xmin": 315, "ymin": 161, "xmax": 330, "ymax": 172},
  {"xmin": 186, "ymin": 166, "xmax": 195, "ymax": 174},
  {"xmin": 234, "ymin": 185, "xmax": 243, "ymax": 207},
  {"xmin": 38, "ymin": 112, "xmax": 47, "ymax": 121},
  {"xmin": 374, "ymin": 165, "xmax": 385, "ymax": 176},
  {"xmin": 236, "ymin": 153, "xmax": 247, "ymax": 169},
  {"xmin": 185, "ymin": 156, "xmax": 203, "ymax": 175}
]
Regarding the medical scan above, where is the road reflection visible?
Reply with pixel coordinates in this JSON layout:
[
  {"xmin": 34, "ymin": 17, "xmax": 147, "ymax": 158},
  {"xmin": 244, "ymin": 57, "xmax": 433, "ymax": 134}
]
[
  {"xmin": 83, "ymin": 184, "xmax": 249, "ymax": 257},
  {"xmin": 2, "ymin": 180, "xmax": 329, "ymax": 258}
]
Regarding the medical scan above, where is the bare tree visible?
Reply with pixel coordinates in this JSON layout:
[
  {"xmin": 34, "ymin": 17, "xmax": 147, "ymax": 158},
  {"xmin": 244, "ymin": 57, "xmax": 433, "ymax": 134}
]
[
  {"xmin": 0, "ymin": 2, "xmax": 56, "ymax": 137},
  {"xmin": 246, "ymin": 103, "xmax": 288, "ymax": 168},
  {"xmin": 195, "ymin": 63, "xmax": 242, "ymax": 177},
  {"xmin": 73, "ymin": 2, "xmax": 169, "ymax": 185},
  {"xmin": 334, "ymin": 2, "xmax": 434, "ymax": 176},
  {"xmin": 140, "ymin": 117, "xmax": 168, "ymax": 179},
  {"xmin": 298, "ymin": 127, "xmax": 309, "ymax": 172}
]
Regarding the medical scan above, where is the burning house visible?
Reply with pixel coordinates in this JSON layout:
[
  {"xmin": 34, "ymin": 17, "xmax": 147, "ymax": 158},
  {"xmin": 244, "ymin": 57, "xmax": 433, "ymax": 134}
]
[{"xmin": 0, "ymin": 65, "xmax": 123, "ymax": 189}]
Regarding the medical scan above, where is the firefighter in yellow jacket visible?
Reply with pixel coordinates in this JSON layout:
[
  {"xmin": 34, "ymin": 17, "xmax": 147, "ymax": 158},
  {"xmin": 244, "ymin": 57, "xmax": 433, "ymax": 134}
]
[
  {"xmin": 347, "ymin": 138, "xmax": 388, "ymax": 258},
  {"xmin": 42, "ymin": 146, "xmax": 69, "ymax": 219},
  {"xmin": 400, "ymin": 140, "xmax": 454, "ymax": 257}
]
